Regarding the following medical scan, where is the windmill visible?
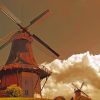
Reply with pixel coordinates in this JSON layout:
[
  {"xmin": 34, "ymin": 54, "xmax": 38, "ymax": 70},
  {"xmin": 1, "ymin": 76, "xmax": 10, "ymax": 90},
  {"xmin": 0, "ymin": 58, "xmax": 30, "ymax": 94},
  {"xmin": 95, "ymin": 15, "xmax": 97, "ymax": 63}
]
[
  {"xmin": 72, "ymin": 82, "xmax": 89, "ymax": 97},
  {"xmin": 70, "ymin": 82, "xmax": 92, "ymax": 100},
  {"xmin": 0, "ymin": 3, "xmax": 59, "ymax": 97}
]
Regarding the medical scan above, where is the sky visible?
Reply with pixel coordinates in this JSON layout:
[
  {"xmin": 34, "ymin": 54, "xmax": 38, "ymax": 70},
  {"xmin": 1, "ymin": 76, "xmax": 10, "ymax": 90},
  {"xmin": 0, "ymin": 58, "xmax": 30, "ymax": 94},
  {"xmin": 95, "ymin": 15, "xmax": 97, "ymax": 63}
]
[{"xmin": 0, "ymin": 0, "xmax": 100, "ymax": 99}]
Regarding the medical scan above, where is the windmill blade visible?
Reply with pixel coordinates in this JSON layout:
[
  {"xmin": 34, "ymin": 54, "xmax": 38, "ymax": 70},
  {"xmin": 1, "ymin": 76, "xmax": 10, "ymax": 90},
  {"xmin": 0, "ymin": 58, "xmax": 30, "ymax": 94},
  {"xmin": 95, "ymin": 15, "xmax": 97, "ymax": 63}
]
[
  {"xmin": 0, "ymin": 39, "xmax": 11, "ymax": 50},
  {"xmin": 0, "ymin": 32, "xmax": 18, "ymax": 50},
  {"xmin": 32, "ymin": 34, "xmax": 60, "ymax": 57},
  {"xmin": 80, "ymin": 82, "xmax": 84, "ymax": 90},
  {"xmin": 72, "ymin": 83, "xmax": 79, "ymax": 90},
  {"xmin": 0, "ymin": 3, "xmax": 21, "ymax": 25},
  {"xmin": 27, "ymin": 31, "xmax": 60, "ymax": 57},
  {"xmin": 26, "ymin": 9, "xmax": 50, "ymax": 28},
  {"xmin": 81, "ymin": 91, "xmax": 89, "ymax": 97}
]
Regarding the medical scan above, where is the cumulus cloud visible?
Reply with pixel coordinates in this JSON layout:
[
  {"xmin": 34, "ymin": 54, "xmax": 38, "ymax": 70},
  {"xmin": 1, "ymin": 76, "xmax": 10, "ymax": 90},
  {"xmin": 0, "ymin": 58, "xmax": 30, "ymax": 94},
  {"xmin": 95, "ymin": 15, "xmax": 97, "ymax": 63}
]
[{"xmin": 41, "ymin": 52, "xmax": 100, "ymax": 100}]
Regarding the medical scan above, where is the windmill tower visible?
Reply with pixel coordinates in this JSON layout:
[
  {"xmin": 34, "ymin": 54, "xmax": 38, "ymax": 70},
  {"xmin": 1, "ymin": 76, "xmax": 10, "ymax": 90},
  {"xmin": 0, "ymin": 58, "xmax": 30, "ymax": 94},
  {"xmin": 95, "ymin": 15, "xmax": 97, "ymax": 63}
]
[{"xmin": 0, "ymin": 4, "xmax": 59, "ymax": 97}]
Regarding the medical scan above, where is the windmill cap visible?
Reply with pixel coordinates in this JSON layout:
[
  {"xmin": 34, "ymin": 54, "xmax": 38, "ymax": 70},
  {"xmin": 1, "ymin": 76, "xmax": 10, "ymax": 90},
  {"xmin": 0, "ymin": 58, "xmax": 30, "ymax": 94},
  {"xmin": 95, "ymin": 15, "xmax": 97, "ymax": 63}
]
[{"xmin": 74, "ymin": 89, "xmax": 81, "ymax": 93}]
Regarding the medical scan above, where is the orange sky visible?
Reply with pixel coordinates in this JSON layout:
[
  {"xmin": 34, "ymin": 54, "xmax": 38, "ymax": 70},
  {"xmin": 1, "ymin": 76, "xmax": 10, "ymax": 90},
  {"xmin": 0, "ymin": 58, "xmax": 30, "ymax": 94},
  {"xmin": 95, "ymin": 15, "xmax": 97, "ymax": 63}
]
[{"xmin": 1, "ymin": 0, "xmax": 100, "ymax": 64}]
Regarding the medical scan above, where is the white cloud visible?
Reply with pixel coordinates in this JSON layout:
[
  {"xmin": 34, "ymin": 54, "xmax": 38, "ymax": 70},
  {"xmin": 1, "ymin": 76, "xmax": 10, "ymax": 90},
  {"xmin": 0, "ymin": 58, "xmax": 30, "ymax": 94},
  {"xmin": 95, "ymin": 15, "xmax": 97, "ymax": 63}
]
[{"xmin": 41, "ymin": 52, "xmax": 100, "ymax": 100}]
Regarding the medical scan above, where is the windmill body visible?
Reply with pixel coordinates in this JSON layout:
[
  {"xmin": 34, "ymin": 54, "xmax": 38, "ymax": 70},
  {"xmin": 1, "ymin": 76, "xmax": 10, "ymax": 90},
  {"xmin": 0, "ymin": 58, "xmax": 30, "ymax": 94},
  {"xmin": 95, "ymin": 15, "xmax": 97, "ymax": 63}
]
[{"xmin": 0, "ymin": 33, "xmax": 50, "ymax": 97}]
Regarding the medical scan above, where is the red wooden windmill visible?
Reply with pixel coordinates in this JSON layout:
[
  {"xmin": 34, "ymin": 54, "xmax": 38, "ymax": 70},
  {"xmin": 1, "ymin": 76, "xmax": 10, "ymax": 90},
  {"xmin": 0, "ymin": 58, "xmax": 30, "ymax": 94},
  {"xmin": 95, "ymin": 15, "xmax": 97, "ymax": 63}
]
[{"xmin": 0, "ymin": 4, "xmax": 59, "ymax": 97}]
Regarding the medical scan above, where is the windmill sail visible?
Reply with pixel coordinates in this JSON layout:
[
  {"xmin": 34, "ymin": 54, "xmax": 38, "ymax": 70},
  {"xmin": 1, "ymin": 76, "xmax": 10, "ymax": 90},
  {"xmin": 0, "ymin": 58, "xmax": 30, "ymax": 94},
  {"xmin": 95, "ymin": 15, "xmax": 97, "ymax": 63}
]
[
  {"xmin": 80, "ymin": 82, "xmax": 84, "ymax": 89},
  {"xmin": 26, "ymin": 9, "xmax": 50, "ymax": 28},
  {"xmin": 31, "ymin": 33, "xmax": 60, "ymax": 57},
  {"xmin": 0, "ymin": 32, "xmax": 18, "ymax": 50},
  {"xmin": 0, "ymin": 3, "xmax": 21, "ymax": 24}
]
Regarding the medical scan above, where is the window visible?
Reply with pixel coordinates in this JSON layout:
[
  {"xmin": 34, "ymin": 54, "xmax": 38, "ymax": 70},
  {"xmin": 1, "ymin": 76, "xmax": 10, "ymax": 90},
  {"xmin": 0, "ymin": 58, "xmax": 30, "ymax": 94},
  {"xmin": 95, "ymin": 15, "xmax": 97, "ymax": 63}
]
[{"xmin": 24, "ymin": 90, "xmax": 28, "ymax": 95}]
